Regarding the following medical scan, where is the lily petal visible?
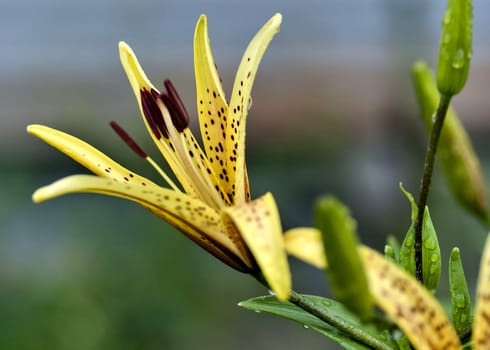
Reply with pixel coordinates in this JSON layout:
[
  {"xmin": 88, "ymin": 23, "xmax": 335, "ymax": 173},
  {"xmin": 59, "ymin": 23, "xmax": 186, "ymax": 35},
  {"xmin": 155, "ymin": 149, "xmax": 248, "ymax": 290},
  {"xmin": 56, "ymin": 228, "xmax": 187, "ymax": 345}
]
[
  {"xmin": 222, "ymin": 192, "xmax": 291, "ymax": 300},
  {"xmin": 360, "ymin": 246, "xmax": 461, "ymax": 350},
  {"xmin": 33, "ymin": 174, "xmax": 250, "ymax": 272},
  {"xmin": 27, "ymin": 124, "xmax": 156, "ymax": 185},
  {"xmin": 473, "ymin": 234, "xmax": 490, "ymax": 349},
  {"xmin": 226, "ymin": 13, "xmax": 282, "ymax": 204},
  {"xmin": 119, "ymin": 41, "xmax": 157, "ymax": 101},
  {"xmin": 193, "ymin": 15, "xmax": 230, "ymax": 188},
  {"xmin": 284, "ymin": 227, "xmax": 328, "ymax": 269},
  {"xmin": 119, "ymin": 43, "xmax": 203, "ymax": 200}
]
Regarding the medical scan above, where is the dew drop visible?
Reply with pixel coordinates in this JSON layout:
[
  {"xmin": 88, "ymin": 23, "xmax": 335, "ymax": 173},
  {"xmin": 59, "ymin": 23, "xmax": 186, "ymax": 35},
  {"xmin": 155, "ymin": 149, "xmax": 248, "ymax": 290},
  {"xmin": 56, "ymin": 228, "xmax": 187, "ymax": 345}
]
[
  {"xmin": 424, "ymin": 240, "xmax": 436, "ymax": 250},
  {"xmin": 247, "ymin": 97, "xmax": 253, "ymax": 111},
  {"xmin": 452, "ymin": 48, "xmax": 466, "ymax": 69},
  {"xmin": 321, "ymin": 300, "xmax": 332, "ymax": 307},
  {"xmin": 454, "ymin": 293, "xmax": 466, "ymax": 308},
  {"xmin": 430, "ymin": 253, "xmax": 439, "ymax": 263},
  {"xmin": 303, "ymin": 325, "xmax": 310, "ymax": 329},
  {"xmin": 254, "ymin": 310, "xmax": 261, "ymax": 313},
  {"xmin": 443, "ymin": 9, "xmax": 452, "ymax": 25}
]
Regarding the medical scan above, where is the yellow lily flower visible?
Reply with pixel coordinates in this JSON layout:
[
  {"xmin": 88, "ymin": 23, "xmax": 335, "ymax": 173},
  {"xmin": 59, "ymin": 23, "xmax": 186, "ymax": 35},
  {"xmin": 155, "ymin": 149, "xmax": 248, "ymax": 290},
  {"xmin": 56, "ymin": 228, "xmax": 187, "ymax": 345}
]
[
  {"xmin": 283, "ymin": 228, "xmax": 490, "ymax": 349},
  {"xmin": 28, "ymin": 13, "xmax": 291, "ymax": 300}
]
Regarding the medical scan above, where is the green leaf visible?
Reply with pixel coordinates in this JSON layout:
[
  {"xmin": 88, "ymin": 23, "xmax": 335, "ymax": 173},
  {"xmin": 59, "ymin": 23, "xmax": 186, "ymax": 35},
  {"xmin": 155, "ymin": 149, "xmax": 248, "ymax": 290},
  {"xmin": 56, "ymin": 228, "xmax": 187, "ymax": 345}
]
[
  {"xmin": 239, "ymin": 295, "xmax": 393, "ymax": 350},
  {"xmin": 398, "ymin": 184, "xmax": 441, "ymax": 291}
]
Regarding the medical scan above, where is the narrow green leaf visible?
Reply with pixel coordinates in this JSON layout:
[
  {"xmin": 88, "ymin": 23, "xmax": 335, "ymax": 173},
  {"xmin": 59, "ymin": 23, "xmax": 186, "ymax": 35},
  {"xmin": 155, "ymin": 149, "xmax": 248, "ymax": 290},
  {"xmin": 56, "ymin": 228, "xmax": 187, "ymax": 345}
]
[
  {"xmin": 239, "ymin": 295, "xmax": 394, "ymax": 350},
  {"xmin": 398, "ymin": 184, "xmax": 441, "ymax": 291}
]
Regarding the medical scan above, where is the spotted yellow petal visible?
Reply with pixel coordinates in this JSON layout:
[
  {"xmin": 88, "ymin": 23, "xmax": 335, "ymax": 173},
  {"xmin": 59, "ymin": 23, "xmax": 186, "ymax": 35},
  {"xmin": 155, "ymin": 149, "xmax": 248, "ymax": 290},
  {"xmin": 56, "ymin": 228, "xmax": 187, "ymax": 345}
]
[
  {"xmin": 360, "ymin": 246, "xmax": 461, "ymax": 350},
  {"xmin": 222, "ymin": 192, "xmax": 290, "ymax": 300},
  {"xmin": 473, "ymin": 234, "xmax": 490, "ymax": 349},
  {"xmin": 284, "ymin": 227, "xmax": 328, "ymax": 269},
  {"xmin": 27, "ymin": 124, "xmax": 155, "ymax": 186},
  {"xmin": 193, "ymin": 15, "xmax": 230, "ymax": 187},
  {"xmin": 119, "ymin": 43, "xmax": 202, "ymax": 200},
  {"xmin": 226, "ymin": 13, "xmax": 282, "ymax": 204},
  {"xmin": 119, "ymin": 41, "xmax": 157, "ymax": 101},
  {"xmin": 33, "ymin": 174, "xmax": 250, "ymax": 271}
]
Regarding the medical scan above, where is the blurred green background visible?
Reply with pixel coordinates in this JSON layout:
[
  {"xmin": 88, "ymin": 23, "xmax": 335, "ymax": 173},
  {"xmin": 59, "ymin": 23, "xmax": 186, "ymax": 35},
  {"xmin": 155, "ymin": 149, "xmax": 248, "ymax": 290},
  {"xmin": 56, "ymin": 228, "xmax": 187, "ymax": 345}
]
[{"xmin": 2, "ymin": 1, "xmax": 490, "ymax": 349}]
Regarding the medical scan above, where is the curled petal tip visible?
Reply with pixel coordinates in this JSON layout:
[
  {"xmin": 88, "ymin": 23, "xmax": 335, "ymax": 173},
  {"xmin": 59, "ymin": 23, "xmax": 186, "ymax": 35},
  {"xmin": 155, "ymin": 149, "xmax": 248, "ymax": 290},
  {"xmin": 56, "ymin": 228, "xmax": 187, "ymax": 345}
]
[
  {"xmin": 32, "ymin": 187, "xmax": 48, "ymax": 203},
  {"xmin": 271, "ymin": 13, "xmax": 283, "ymax": 25},
  {"xmin": 26, "ymin": 124, "xmax": 42, "ymax": 135},
  {"xmin": 118, "ymin": 41, "xmax": 131, "ymax": 53}
]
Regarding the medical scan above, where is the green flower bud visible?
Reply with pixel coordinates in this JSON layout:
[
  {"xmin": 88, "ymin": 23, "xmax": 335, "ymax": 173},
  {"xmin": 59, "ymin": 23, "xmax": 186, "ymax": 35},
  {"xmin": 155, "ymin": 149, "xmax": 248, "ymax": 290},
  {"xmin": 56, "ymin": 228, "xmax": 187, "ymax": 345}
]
[
  {"xmin": 412, "ymin": 62, "xmax": 489, "ymax": 224},
  {"xmin": 398, "ymin": 184, "xmax": 441, "ymax": 292},
  {"xmin": 384, "ymin": 244, "xmax": 397, "ymax": 264},
  {"xmin": 437, "ymin": 0, "xmax": 472, "ymax": 96},
  {"xmin": 314, "ymin": 196, "xmax": 373, "ymax": 319},
  {"xmin": 386, "ymin": 235, "xmax": 400, "ymax": 263},
  {"xmin": 449, "ymin": 247, "xmax": 472, "ymax": 337}
]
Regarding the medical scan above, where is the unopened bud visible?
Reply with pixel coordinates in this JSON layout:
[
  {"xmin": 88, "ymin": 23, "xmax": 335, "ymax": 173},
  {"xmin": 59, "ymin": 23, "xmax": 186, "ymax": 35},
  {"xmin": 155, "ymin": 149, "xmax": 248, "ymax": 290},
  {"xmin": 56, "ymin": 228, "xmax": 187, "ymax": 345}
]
[
  {"xmin": 437, "ymin": 0, "xmax": 472, "ymax": 96},
  {"xmin": 449, "ymin": 247, "xmax": 472, "ymax": 337},
  {"xmin": 315, "ymin": 196, "xmax": 373, "ymax": 319}
]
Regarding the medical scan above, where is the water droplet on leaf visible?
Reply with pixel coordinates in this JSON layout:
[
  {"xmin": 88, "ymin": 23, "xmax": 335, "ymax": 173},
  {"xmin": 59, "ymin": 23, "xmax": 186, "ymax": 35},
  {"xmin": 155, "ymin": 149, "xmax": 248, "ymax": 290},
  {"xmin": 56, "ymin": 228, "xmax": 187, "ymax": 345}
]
[
  {"xmin": 452, "ymin": 48, "xmax": 465, "ymax": 69},
  {"xmin": 321, "ymin": 300, "xmax": 332, "ymax": 307}
]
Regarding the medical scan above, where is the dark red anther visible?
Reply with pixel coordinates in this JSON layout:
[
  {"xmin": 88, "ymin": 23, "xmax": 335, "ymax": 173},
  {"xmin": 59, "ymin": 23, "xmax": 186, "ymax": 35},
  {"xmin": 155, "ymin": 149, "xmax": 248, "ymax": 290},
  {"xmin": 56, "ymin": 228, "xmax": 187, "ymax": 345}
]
[
  {"xmin": 140, "ymin": 88, "xmax": 169, "ymax": 139},
  {"xmin": 163, "ymin": 79, "xmax": 190, "ymax": 131},
  {"xmin": 109, "ymin": 121, "xmax": 147, "ymax": 158},
  {"xmin": 160, "ymin": 93, "xmax": 189, "ymax": 133}
]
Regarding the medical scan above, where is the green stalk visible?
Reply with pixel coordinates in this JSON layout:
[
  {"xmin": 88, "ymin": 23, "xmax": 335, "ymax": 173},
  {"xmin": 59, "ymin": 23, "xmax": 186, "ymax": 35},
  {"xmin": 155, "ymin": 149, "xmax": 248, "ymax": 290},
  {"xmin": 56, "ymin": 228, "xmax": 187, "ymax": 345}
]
[{"xmin": 414, "ymin": 94, "xmax": 452, "ymax": 282}]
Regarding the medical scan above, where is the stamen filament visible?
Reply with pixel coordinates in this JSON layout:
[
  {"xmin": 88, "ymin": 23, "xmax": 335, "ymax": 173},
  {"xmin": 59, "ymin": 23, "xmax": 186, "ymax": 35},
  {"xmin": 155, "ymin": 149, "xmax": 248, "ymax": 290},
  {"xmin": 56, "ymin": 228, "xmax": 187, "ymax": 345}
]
[
  {"xmin": 146, "ymin": 156, "xmax": 181, "ymax": 192},
  {"xmin": 157, "ymin": 99, "xmax": 225, "ymax": 209},
  {"xmin": 110, "ymin": 121, "xmax": 181, "ymax": 191}
]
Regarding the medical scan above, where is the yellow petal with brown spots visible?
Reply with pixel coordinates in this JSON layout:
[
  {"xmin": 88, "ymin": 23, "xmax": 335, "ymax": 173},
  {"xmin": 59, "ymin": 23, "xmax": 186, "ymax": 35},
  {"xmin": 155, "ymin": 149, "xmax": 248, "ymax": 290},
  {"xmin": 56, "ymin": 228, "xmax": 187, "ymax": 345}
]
[
  {"xmin": 222, "ymin": 192, "xmax": 291, "ymax": 300},
  {"xmin": 473, "ymin": 234, "xmax": 490, "ymax": 349},
  {"xmin": 193, "ymin": 15, "xmax": 230, "ymax": 188},
  {"xmin": 226, "ymin": 13, "xmax": 282, "ymax": 204},
  {"xmin": 27, "ymin": 124, "xmax": 155, "ymax": 186},
  {"xmin": 284, "ymin": 227, "xmax": 328, "ymax": 269},
  {"xmin": 32, "ymin": 174, "xmax": 250, "ymax": 271},
  {"xmin": 360, "ymin": 246, "xmax": 461, "ymax": 350},
  {"xmin": 119, "ymin": 41, "xmax": 158, "ymax": 102}
]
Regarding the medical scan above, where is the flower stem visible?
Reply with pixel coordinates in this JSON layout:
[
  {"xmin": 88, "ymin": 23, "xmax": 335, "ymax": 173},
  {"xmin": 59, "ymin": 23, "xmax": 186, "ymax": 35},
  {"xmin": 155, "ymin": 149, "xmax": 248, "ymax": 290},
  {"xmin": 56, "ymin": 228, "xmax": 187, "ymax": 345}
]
[
  {"xmin": 414, "ymin": 93, "xmax": 452, "ymax": 282},
  {"xmin": 288, "ymin": 290, "xmax": 395, "ymax": 350}
]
